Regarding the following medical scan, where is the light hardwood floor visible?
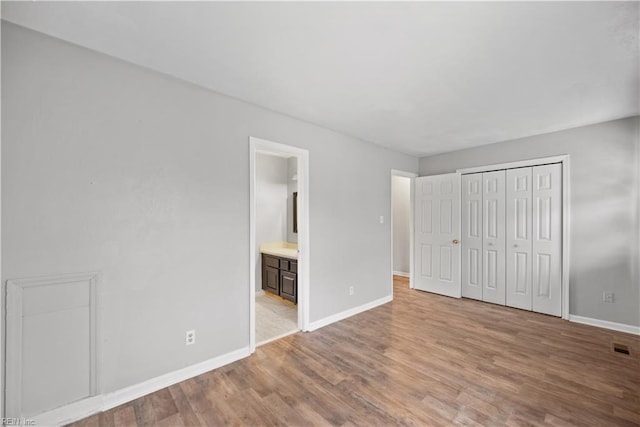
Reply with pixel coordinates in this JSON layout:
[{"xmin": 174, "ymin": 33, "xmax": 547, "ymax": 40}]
[{"xmin": 71, "ymin": 276, "xmax": 640, "ymax": 426}]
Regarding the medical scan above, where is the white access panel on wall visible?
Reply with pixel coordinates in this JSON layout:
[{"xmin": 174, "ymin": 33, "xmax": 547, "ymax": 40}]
[
  {"xmin": 532, "ymin": 164, "xmax": 563, "ymax": 316},
  {"xmin": 414, "ymin": 173, "xmax": 461, "ymax": 298},
  {"xmin": 6, "ymin": 272, "xmax": 99, "ymax": 418},
  {"xmin": 482, "ymin": 170, "xmax": 506, "ymax": 305},
  {"xmin": 461, "ymin": 174, "xmax": 483, "ymax": 300},
  {"xmin": 506, "ymin": 167, "xmax": 533, "ymax": 310}
]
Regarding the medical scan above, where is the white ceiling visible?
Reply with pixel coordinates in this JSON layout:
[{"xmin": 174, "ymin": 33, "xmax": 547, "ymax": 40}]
[{"xmin": 3, "ymin": 1, "xmax": 638, "ymax": 157}]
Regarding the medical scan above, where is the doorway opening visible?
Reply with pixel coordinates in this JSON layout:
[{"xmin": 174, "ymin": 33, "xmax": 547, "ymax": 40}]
[
  {"xmin": 249, "ymin": 137, "xmax": 310, "ymax": 353},
  {"xmin": 391, "ymin": 170, "xmax": 417, "ymax": 292}
]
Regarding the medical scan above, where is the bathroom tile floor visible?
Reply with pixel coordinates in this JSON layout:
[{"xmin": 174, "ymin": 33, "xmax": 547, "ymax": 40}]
[{"xmin": 256, "ymin": 291, "xmax": 298, "ymax": 345}]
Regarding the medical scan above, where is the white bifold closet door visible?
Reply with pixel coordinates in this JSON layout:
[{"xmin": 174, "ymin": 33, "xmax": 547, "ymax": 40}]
[
  {"xmin": 482, "ymin": 170, "xmax": 506, "ymax": 305},
  {"xmin": 461, "ymin": 174, "xmax": 483, "ymax": 300},
  {"xmin": 531, "ymin": 164, "xmax": 562, "ymax": 316},
  {"xmin": 506, "ymin": 167, "xmax": 533, "ymax": 310},
  {"xmin": 461, "ymin": 163, "xmax": 562, "ymax": 317}
]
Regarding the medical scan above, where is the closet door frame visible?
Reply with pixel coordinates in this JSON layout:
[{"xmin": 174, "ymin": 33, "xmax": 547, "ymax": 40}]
[{"xmin": 457, "ymin": 155, "xmax": 570, "ymax": 320}]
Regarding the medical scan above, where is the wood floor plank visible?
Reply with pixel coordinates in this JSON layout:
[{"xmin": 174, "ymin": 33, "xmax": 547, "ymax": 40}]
[
  {"xmin": 68, "ymin": 276, "xmax": 640, "ymax": 426},
  {"xmin": 148, "ymin": 387, "xmax": 178, "ymax": 422},
  {"xmin": 293, "ymin": 402, "xmax": 333, "ymax": 427},
  {"xmin": 155, "ymin": 413, "xmax": 185, "ymax": 427},
  {"xmin": 98, "ymin": 410, "xmax": 115, "ymax": 427},
  {"xmin": 167, "ymin": 383, "xmax": 202, "ymax": 426},
  {"xmin": 132, "ymin": 395, "xmax": 156, "ymax": 427},
  {"xmin": 111, "ymin": 404, "xmax": 137, "ymax": 427}
]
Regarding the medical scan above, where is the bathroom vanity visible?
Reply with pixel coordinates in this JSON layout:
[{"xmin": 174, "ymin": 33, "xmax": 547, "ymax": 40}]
[{"xmin": 260, "ymin": 242, "xmax": 298, "ymax": 304}]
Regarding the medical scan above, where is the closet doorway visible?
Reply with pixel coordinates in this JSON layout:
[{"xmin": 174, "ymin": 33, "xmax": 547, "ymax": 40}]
[{"xmin": 414, "ymin": 155, "xmax": 570, "ymax": 319}]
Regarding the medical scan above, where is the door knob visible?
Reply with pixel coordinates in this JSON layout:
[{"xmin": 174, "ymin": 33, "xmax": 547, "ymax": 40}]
[{"xmin": 452, "ymin": 239, "xmax": 459, "ymax": 244}]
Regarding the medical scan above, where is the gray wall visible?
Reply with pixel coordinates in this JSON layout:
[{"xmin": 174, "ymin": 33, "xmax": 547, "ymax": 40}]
[
  {"xmin": 420, "ymin": 117, "xmax": 640, "ymax": 327},
  {"xmin": 255, "ymin": 153, "xmax": 288, "ymax": 291},
  {"xmin": 392, "ymin": 176, "xmax": 411, "ymax": 274},
  {"xmin": 2, "ymin": 22, "xmax": 418, "ymax": 396}
]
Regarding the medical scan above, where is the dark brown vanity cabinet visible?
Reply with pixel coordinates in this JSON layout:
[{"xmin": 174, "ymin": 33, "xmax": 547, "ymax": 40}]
[{"xmin": 262, "ymin": 254, "xmax": 297, "ymax": 304}]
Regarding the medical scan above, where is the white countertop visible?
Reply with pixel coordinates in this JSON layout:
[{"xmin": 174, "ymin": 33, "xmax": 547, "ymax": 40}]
[{"xmin": 260, "ymin": 241, "xmax": 298, "ymax": 260}]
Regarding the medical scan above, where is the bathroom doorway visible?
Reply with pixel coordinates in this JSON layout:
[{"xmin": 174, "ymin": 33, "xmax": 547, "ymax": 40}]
[
  {"xmin": 391, "ymin": 170, "xmax": 417, "ymax": 291},
  {"xmin": 249, "ymin": 137, "xmax": 309, "ymax": 353}
]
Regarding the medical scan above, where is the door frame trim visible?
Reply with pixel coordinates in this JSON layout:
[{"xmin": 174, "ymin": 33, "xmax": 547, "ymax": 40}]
[
  {"xmin": 391, "ymin": 170, "xmax": 418, "ymax": 290},
  {"xmin": 457, "ymin": 154, "xmax": 570, "ymax": 320},
  {"xmin": 249, "ymin": 137, "xmax": 310, "ymax": 353}
]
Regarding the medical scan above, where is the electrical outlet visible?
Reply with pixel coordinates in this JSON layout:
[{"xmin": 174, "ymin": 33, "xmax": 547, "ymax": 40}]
[
  {"xmin": 349, "ymin": 286, "xmax": 354, "ymax": 296},
  {"xmin": 603, "ymin": 292, "xmax": 614, "ymax": 303},
  {"xmin": 186, "ymin": 329, "xmax": 196, "ymax": 346}
]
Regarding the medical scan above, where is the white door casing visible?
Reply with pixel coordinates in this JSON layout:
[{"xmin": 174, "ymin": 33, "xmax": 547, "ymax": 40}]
[
  {"xmin": 532, "ymin": 164, "xmax": 562, "ymax": 316},
  {"xmin": 482, "ymin": 170, "xmax": 506, "ymax": 305},
  {"xmin": 414, "ymin": 173, "xmax": 461, "ymax": 298},
  {"xmin": 249, "ymin": 136, "xmax": 310, "ymax": 353},
  {"xmin": 461, "ymin": 174, "xmax": 483, "ymax": 300},
  {"xmin": 506, "ymin": 167, "xmax": 533, "ymax": 310}
]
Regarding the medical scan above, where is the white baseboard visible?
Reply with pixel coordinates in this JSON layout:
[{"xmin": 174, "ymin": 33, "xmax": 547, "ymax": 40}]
[
  {"xmin": 393, "ymin": 271, "xmax": 410, "ymax": 278},
  {"xmin": 102, "ymin": 347, "xmax": 250, "ymax": 410},
  {"xmin": 31, "ymin": 346, "xmax": 251, "ymax": 426},
  {"xmin": 31, "ymin": 395, "xmax": 104, "ymax": 427},
  {"xmin": 255, "ymin": 290, "xmax": 265, "ymax": 296},
  {"xmin": 569, "ymin": 315, "xmax": 640, "ymax": 336},
  {"xmin": 307, "ymin": 294, "xmax": 393, "ymax": 332}
]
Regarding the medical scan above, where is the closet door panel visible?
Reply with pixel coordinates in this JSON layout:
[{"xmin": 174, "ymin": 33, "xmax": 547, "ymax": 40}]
[
  {"xmin": 482, "ymin": 170, "xmax": 506, "ymax": 305},
  {"xmin": 461, "ymin": 174, "xmax": 483, "ymax": 300},
  {"xmin": 506, "ymin": 167, "xmax": 533, "ymax": 310},
  {"xmin": 532, "ymin": 164, "xmax": 562, "ymax": 316}
]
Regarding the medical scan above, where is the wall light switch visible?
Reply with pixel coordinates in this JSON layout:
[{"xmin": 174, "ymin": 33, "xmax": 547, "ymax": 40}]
[{"xmin": 379, "ymin": 216, "xmax": 384, "ymax": 224}]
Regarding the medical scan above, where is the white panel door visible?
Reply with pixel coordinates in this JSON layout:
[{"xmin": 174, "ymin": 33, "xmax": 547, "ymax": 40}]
[
  {"xmin": 414, "ymin": 173, "xmax": 461, "ymax": 298},
  {"xmin": 532, "ymin": 164, "xmax": 562, "ymax": 316},
  {"xmin": 482, "ymin": 170, "xmax": 506, "ymax": 305},
  {"xmin": 506, "ymin": 167, "xmax": 533, "ymax": 310},
  {"xmin": 461, "ymin": 174, "xmax": 483, "ymax": 300}
]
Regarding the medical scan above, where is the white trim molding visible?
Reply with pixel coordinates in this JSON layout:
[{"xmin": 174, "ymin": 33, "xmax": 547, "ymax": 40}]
[
  {"xmin": 457, "ymin": 155, "xmax": 571, "ymax": 320},
  {"xmin": 1, "ymin": 20, "xmax": 4, "ymax": 418},
  {"xmin": 568, "ymin": 315, "xmax": 640, "ymax": 336},
  {"xmin": 308, "ymin": 294, "xmax": 393, "ymax": 332},
  {"xmin": 31, "ymin": 347, "xmax": 251, "ymax": 426},
  {"xmin": 456, "ymin": 155, "xmax": 570, "ymax": 175}
]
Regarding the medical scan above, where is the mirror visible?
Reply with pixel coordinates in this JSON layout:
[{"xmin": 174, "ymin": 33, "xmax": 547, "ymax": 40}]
[{"xmin": 293, "ymin": 192, "xmax": 298, "ymax": 234}]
